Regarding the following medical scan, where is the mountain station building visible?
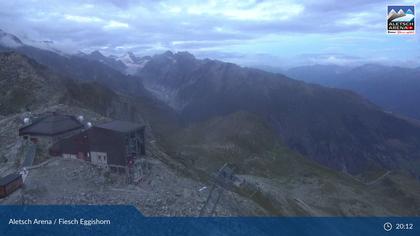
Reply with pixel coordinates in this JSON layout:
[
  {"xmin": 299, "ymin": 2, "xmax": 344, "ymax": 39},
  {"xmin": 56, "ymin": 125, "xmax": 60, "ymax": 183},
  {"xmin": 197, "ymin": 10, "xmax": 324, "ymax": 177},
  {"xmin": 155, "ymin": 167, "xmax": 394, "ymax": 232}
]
[
  {"xmin": 50, "ymin": 120, "xmax": 146, "ymax": 172},
  {"xmin": 18, "ymin": 112, "xmax": 85, "ymax": 145}
]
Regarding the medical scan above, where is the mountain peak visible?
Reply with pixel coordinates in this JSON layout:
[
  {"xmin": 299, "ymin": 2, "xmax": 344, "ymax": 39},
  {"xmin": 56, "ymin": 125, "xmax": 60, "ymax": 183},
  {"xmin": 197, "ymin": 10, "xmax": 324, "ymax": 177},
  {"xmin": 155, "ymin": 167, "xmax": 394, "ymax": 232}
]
[
  {"xmin": 90, "ymin": 50, "xmax": 106, "ymax": 59},
  {"xmin": 162, "ymin": 50, "xmax": 174, "ymax": 57},
  {"xmin": 175, "ymin": 51, "xmax": 195, "ymax": 59},
  {"xmin": 126, "ymin": 51, "xmax": 145, "ymax": 63},
  {"xmin": 127, "ymin": 51, "xmax": 136, "ymax": 58},
  {"xmin": 0, "ymin": 29, "xmax": 24, "ymax": 48},
  {"xmin": 111, "ymin": 51, "xmax": 150, "ymax": 75},
  {"xmin": 119, "ymin": 51, "xmax": 139, "ymax": 63},
  {"xmin": 91, "ymin": 50, "xmax": 103, "ymax": 56}
]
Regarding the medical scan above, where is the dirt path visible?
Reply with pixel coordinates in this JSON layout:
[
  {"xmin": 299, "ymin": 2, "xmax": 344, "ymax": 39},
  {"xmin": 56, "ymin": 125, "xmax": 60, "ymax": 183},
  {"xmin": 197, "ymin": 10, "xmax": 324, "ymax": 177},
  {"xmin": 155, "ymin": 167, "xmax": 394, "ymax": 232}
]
[{"xmin": 366, "ymin": 171, "xmax": 392, "ymax": 186}]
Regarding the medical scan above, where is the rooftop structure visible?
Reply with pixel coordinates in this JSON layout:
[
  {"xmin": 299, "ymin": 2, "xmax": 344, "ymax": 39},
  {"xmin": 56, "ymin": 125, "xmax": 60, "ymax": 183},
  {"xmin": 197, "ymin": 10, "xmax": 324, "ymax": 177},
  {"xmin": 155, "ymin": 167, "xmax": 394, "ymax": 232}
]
[
  {"xmin": 50, "ymin": 120, "xmax": 146, "ymax": 169},
  {"xmin": 95, "ymin": 120, "xmax": 143, "ymax": 133},
  {"xmin": 19, "ymin": 113, "xmax": 84, "ymax": 137},
  {"xmin": 0, "ymin": 173, "xmax": 23, "ymax": 198}
]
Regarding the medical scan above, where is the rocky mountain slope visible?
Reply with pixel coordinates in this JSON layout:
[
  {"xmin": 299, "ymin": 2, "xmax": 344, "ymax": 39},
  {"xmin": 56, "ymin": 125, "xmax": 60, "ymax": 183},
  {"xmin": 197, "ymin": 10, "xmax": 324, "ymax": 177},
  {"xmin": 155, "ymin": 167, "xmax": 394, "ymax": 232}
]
[
  {"xmin": 0, "ymin": 33, "xmax": 143, "ymax": 96},
  {"xmin": 0, "ymin": 52, "xmax": 132, "ymax": 120},
  {"xmin": 0, "ymin": 51, "xmax": 268, "ymax": 216},
  {"xmin": 0, "ymin": 52, "xmax": 63, "ymax": 114},
  {"xmin": 79, "ymin": 50, "xmax": 127, "ymax": 73},
  {"xmin": 161, "ymin": 110, "xmax": 420, "ymax": 216},
  {"xmin": 138, "ymin": 52, "xmax": 420, "ymax": 177},
  {"xmin": 1, "ymin": 31, "xmax": 420, "ymax": 216}
]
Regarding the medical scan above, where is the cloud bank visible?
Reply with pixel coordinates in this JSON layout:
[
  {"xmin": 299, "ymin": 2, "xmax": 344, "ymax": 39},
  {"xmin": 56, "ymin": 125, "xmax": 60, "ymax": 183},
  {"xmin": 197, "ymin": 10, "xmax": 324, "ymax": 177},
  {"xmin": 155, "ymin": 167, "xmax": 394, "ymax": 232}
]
[{"xmin": 0, "ymin": 0, "xmax": 419, "ymax": 68}]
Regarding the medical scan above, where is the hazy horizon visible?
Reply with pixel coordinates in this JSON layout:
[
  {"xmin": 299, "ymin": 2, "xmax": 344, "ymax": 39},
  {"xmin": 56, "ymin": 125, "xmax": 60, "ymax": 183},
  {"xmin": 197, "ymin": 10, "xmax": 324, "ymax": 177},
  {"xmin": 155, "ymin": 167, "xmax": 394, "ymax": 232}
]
[{"xmin": 1, "ymin": 0, "xmax": 419, "ymax": 69}]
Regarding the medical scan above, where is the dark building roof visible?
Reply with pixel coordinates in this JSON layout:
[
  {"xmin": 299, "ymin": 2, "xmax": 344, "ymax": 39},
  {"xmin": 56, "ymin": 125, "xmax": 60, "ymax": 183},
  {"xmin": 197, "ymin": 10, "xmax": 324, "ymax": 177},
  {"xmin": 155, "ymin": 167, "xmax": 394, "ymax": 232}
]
[
  {"xmin": 95, "ymin": 120, "xmax": 144, "ymax": 133},
  {"xmin": 50, "ymin": 122, "xmax": 145, "ymax": 166},
  {"xmin": 0, "ymin": 173, "xmax": 21, "ymax": 186},
  {"xmin": 19, "ymin": 113, "xmax": 84, "ymax": 137}
]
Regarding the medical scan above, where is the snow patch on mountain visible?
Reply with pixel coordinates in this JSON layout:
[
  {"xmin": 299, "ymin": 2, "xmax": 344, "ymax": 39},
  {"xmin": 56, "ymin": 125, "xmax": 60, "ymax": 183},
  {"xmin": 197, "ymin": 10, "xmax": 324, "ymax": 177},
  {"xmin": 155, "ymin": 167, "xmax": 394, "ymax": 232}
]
[{"xmin": 114, "ymin": 52, "xmax": 150, "ymax": 75}]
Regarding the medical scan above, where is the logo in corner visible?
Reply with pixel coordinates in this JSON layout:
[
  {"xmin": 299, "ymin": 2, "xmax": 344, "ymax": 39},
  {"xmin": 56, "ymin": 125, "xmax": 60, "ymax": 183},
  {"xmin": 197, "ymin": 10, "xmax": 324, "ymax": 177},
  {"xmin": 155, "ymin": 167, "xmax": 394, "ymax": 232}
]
[{"xmin": 387, "ymin": 5, "xmax": 415, "ymax": 34}]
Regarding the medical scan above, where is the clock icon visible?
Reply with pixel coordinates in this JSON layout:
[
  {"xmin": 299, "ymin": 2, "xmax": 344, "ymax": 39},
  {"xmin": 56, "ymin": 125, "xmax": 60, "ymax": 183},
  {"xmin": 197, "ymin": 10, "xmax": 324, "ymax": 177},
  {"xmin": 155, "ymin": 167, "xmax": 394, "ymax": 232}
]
[{"xmin": 384, "ymin": 222, "xmax": 393, "ymax": 232}]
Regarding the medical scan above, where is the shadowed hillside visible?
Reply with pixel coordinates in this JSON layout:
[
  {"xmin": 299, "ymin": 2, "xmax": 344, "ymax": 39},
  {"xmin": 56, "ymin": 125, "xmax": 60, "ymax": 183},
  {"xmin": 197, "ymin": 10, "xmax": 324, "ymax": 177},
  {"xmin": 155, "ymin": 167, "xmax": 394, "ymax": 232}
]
[{"xmin": 139, "ymin": 52, "xmax": 420, "ymax": 176}]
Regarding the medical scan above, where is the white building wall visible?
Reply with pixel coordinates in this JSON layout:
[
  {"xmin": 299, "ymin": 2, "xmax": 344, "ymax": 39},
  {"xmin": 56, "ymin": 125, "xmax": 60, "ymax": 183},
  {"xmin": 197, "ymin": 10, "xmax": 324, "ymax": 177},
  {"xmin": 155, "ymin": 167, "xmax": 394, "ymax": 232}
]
[
  {"xmin": 90, "ymin": 151, "xmax": 108, "ymax": 167},
  {"xmin": 63, "ymin": 153, "xmax": 77, "ymax": 159}
]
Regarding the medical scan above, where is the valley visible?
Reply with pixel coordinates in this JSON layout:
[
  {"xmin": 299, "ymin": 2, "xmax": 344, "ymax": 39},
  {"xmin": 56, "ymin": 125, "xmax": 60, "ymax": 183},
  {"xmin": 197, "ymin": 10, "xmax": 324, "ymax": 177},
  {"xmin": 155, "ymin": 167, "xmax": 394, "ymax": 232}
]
[{"xmin": 1, "ymin": 30, "xmax": 420, "ymax": 216}]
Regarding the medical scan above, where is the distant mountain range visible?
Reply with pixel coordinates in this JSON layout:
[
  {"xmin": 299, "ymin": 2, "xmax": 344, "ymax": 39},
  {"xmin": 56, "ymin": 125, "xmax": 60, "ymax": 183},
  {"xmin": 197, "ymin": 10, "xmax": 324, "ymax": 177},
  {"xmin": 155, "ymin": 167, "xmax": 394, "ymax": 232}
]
[
  {"xmin": 4, "ymin": 51, "xmax": 420, "ymax": 216},
  {"xmin": 286, "ymin": 64, "xmax": 420, "ymax": 120},
  {"xmin": 79, "ymin": 50, "xmax": 151, "ymax": 75},
  {"xmin": 0, "ymin": 32, "xmax": 148, "ymax": 96},
  {"xmin": 2, "ymin": 29, "xmax": 420, "ymax": 216},
  {"xmin": 2, "ymin": 29, "xmax": 420, "ymax": 176},
  {"xmin": 138, "ymin": 52, "xmax": 420, "ymax": 176}
]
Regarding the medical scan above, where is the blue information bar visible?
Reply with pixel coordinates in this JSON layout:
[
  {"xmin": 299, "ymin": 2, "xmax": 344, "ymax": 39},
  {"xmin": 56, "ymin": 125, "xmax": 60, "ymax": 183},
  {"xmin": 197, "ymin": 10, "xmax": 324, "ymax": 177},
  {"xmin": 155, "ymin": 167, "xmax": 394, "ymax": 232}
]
[{"xmin": 0, "ymin": 206, "xmax": 418, "ymax": 236}]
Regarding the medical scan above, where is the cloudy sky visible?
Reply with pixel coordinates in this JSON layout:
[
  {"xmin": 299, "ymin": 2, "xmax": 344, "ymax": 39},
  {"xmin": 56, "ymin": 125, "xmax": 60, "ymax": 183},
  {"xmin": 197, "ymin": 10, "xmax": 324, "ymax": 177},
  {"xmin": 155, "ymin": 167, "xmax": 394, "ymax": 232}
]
[{"xmin": 0, "ymin": 0, "xmax": 419, "ymax": 68}]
